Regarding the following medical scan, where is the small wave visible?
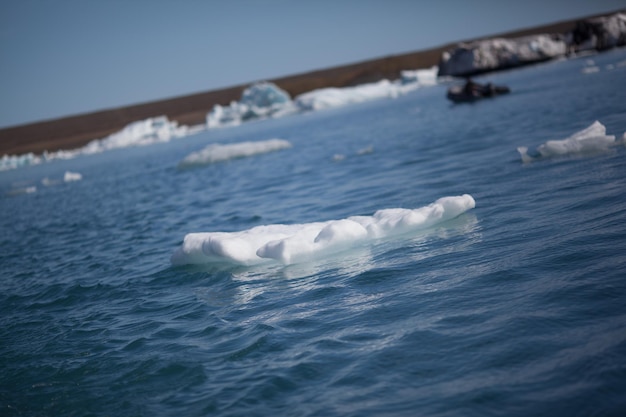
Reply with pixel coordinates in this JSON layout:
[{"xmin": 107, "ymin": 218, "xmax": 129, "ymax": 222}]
[
  {"xmin": 171, "ymin": 194, "xmax": 476, "ymax": 266},
  {"xmin": 5, "ymin": 185, "xmax": 37, "ymax": 196},
  {"xmin": 517, "ymin": 121, "xmax": 626, "ymax": 163},
  {"xmin": 178, "ymin": 139, "xmax": 292, "ymax": 168}
]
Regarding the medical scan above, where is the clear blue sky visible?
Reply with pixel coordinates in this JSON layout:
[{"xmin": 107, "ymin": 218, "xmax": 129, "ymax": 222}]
[{"xmin": 0, "ymin": 0, "xmax": 623, "ymax": 128}]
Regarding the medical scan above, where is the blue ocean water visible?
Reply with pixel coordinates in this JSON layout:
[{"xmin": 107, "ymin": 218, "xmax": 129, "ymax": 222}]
[{"xmin": 2, "ymin": 49, "xmax": 626, "ymax": 416}]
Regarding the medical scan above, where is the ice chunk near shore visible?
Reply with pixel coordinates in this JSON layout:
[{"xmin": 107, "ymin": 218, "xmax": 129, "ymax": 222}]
[
  {"xmin": 206, "ymin": 70, "xmax": 440, "ymax": 126},
  {"xmin": 206, "ymin": 82, "xmax": 297, "ymax": 128},
  {"xmin": 179, "ymin": 138, "xmax": 292, "ymax": 167},
  {"xmin": 400, "ymin": 66, "xmax": 439, "ymax": 86},
  {"xmin": 294, "ymin": 69, "xmax": 439, "ymax": 112},
  {"xmin": 517, "ymin": 121, "xmax": 623, "ymax": 162},
  {"xmin": 74, "ymin": 116, "xmax": 189, "ymax": 156},
  {"xmin": 171, "ymin": 194, "xmax": 475, "ymax": 266},
  {"xmin": 1, "ymin": 116, "xmax": 191, "ymax": 171},
  {"xmin": 0, "ymin": 153, "xmax": 43, "ymax": 171}
]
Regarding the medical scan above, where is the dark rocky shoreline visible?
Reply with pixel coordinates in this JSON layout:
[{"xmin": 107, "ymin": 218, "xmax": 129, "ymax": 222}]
[{"xmin": 1, "ymin": 10, "xmax": 623, "ymax": 156}]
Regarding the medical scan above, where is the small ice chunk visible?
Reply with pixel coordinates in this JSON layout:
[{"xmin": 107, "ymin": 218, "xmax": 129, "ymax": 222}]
[
  {"xmin": 517, "ymin": 121, "xmax": 620, "ymax": 162},
  {"xmin": 64, "ymin": 171, "xmax": 82, "ymax": 182}
]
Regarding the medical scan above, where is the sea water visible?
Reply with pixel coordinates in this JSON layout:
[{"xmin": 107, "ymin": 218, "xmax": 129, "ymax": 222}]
[{"xmin": 2, "ymin": 49, "xmax": 626, "ymax": 416}]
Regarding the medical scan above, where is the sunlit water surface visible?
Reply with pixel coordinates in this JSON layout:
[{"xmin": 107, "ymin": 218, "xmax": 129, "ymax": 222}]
[{"xmin": 2, "ymin": 49, "xmax": 626, "ymax": 416}]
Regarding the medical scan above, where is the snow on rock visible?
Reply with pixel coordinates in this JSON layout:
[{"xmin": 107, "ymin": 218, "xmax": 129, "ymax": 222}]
[
  {"xmin": 74, "ymin": 116, "xmax": 189, "ymax": 155},
  {"xmin": 438, "ymin": 34, "xmax": 567, "ymax": 77},
  {"xmin": 569, "ymin": 13, "xmax": 626, "ymax": 52}
]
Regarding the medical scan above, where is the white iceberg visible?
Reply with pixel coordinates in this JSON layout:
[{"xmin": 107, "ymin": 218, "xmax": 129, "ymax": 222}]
[
  {"xmin": 63, "ymin": 171, "xmax": 82, "ymax": 182},
  {"xmin": 67, "ymin": 116, "xmax": 189, "ymax": 157},
  {"xmin": 179, "ymin": 138, "xmax": 292, "ymax": 167},
  {"xmin": 296, "ymin": 79, "xmax": 405, "ymax": 112},
  {"xmin": 294, "ymin": 67, "xmax": 439, "ymax": 112},
  {"xmin": 1, "ymin": 116, "xmax": 191, "ymax": 171},
  {"xmin": 517, "ymin": 121, "xmax": 624, "ymax": 162},
  {"xmin": 171, "ymin": 194, "xmax": 476, "ymax": 266},
  {"xmin": 400, "ymin": 66, "xmax": 439, "ymax": 86},
  {"xmin": 206, "ymin": 69, "xmax": 440, "ymax": 127}
]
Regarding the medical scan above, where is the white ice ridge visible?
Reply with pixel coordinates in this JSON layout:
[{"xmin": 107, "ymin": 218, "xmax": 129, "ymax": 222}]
[
  {"xmin": 179, "ymin": 138, "xmax": 292, "ymax": 167},
  {"xmin": 171, "ymin": 194, "xmax": 476, "ymax": 266},
  {"xmin": 517, "ymin": 121, "xmax": 626, "ymax": 163}
]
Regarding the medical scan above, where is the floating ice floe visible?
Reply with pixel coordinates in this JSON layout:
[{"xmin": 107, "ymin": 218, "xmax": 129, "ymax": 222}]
[
  {"xmin": 171, "ymin": 194, "xmax": 476, "ymax": 266},
  {"xmin": 517, "ymin": 121, "xmax": 626, "ymax": 162},
  {"xmin": 63, "ymin": 171, "xmax": 82, "ymax": 182},
  {"xmin": 179, "ymin": 138, "xmax": 292, "ymax": 168},
  {"xmin": 41, "ymin": 171, "xmax": 82, "ymax": 186}
]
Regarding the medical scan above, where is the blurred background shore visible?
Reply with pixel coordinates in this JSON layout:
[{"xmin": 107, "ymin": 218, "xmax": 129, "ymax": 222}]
[{"xmin": 0, "ymin": 9, "xmax": 621, "ymax": 156}]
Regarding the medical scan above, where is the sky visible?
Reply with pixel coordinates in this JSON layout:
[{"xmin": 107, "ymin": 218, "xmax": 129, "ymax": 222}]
[{"xmin": 0, "ymin": 0, "xmax": 624, "ymax": 128}]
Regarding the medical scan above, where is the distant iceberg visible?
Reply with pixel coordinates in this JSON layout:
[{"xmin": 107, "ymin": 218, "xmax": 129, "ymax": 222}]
[
  {"xmin": 517, "ymin": 121, "xmax": 625, "ymax": 162},
  {"xmin": 294, "ymin": 67, "xmax": 438, "ymax": 112},
  {"xmin": 171, "ymin": 194, "xmax": 475, "ymax": 266},
  {"xmin": 206, "ymin": 68, "xmax": 439, "ymax": 128},
  {"xmin": 179, "ymin": 138, "xmax": 292, "ymax": 168},
  {"xmin": 0, "ymin": 116, "xmax": 193, "ymax": 171},
  {"xmin": 0, "ymin": 153, "xmax": 43, "ymax": 172},
  {"xmin": 57, "ymin": 116, "xmax": 190, "ymax": 158},
  {"xmin": 400, "ymin": 66, "xmax": 439, "ymax": 86},
  {"xmin": 206, "ymin": 82, "xmax": 298, "ymax": 128},
  {"xmin": 295, "ymin": 79, "xmax": 403, "ymax": 111}
]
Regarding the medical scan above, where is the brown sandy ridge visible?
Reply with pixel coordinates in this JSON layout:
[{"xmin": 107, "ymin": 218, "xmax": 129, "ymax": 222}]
[{"xmin": 0, "ymin": 13, "xmax": 613, "ymax": 156}]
